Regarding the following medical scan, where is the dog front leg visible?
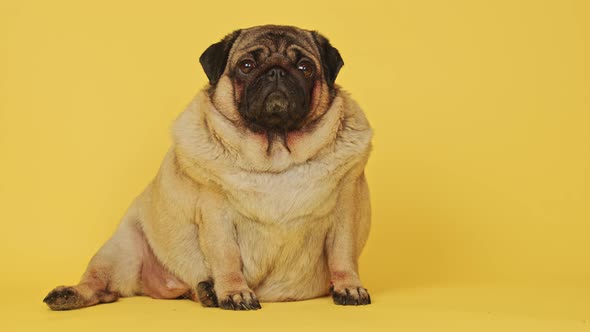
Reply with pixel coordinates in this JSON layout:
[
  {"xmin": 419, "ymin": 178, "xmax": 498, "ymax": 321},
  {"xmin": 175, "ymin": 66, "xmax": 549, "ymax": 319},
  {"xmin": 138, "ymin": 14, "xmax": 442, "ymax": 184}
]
[
  {"xmin": 197, "ymin": 190, "xmax": 261, "ymax": 310},
  {"xmin": 325, "ymin": 172, "xmax": 372, "ymax": 306}
]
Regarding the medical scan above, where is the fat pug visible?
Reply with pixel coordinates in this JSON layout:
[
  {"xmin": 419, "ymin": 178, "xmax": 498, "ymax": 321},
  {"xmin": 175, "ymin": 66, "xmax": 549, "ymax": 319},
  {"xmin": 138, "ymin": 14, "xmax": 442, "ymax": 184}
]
[{"xmin": 43, "ymin": 25, "xmax": 373, "ymax": 311}]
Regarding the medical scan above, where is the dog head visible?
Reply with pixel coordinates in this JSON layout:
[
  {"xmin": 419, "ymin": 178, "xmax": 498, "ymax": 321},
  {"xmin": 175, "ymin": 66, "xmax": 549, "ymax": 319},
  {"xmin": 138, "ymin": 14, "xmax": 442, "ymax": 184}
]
[{"xmin": 200, "ymin": 25, "xmax": 343, "ymax": 136}]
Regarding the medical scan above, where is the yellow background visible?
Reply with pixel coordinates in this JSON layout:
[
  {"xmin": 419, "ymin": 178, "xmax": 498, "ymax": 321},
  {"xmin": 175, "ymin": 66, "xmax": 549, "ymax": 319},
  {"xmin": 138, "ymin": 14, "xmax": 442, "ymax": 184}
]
[{"xmin": 1, "ymin": 0, "xmax": 589, "ymax": 330}]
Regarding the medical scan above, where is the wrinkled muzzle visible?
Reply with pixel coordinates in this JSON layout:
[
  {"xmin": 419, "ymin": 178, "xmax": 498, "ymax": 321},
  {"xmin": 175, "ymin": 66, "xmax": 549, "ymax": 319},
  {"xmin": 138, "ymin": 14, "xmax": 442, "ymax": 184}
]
[{"xmin": 239, "ymin": 66, "xmax": 311, "ymax": 133}]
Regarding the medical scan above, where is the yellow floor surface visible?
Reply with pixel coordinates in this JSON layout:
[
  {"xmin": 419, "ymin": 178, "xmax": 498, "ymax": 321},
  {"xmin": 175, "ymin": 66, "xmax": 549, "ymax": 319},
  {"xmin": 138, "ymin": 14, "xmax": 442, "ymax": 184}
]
[{"xmin": 6, "ymin": 284, "xmax": 590, "ymax": 331}]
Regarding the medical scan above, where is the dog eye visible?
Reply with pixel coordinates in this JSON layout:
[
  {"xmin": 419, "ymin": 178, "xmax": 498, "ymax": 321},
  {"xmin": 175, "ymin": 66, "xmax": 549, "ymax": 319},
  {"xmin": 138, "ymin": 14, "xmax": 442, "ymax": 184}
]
[
  {"xmin": 297, "ymin": 60, "xmax": 314, "ymax": 77},
  {"xmin": 239, "ymin": 60, "xmax": 256, "ymax": 74}
]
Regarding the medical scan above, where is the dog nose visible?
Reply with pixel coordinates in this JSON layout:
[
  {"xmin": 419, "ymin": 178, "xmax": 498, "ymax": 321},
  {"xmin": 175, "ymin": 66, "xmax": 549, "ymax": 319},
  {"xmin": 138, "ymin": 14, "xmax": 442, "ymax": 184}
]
[{"xmin": 267, "ymin": 67, "xmax": 286, "ymax": 81}]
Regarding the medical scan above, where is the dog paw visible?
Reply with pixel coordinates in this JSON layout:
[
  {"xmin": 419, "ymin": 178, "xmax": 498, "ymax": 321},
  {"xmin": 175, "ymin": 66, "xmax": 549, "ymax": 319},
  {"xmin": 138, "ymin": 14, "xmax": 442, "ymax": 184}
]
[
  {"xmin": 218, "ymin": 290, "xmax": 261, "ymax": 311},
  {"xmin": 43, "ymin": 286, "xmax": 85, "ymax": 310},
  {"xmin": 196, "ymin": 281, "xmax": 219, "ymax": 308},
  {"xmin": 330, "ymin": 285, "xmax": 371, "ymax": 306}
]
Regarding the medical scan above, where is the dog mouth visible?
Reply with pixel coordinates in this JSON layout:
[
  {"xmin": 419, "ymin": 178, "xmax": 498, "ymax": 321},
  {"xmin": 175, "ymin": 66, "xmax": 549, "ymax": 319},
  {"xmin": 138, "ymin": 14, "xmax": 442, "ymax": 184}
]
[
  {"xmin": 264, "ymin": 91, "xmax": 288, "ymax": 113},
  {"xmin": 241, "ymin": 90, "xmax": 308, "ymax": 133},
  {"xmin": 261, "ymin": 91, "xmax": 290, "ymax": 127}
]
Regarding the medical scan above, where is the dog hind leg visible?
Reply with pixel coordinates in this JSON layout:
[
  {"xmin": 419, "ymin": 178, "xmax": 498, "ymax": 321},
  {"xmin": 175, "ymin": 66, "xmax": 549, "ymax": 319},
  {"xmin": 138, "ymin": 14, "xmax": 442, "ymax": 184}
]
[{"xmin": 43, "ymin": 215, "xmax": 145, "ymax": 310}]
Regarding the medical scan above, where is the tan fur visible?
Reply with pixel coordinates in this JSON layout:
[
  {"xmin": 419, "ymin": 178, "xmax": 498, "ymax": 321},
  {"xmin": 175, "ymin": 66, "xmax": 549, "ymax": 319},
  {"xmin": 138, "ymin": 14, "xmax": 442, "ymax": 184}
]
[{"xmin": 44, "ymin": 25, "xmax": 372, "ymax": 310}]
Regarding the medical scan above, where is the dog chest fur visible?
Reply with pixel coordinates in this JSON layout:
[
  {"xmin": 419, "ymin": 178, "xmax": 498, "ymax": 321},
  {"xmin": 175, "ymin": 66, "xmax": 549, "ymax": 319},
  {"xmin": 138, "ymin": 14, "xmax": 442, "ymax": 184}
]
[{"xmin": 220, "ymin": 160, "xmax": 341, "ymax": 224}]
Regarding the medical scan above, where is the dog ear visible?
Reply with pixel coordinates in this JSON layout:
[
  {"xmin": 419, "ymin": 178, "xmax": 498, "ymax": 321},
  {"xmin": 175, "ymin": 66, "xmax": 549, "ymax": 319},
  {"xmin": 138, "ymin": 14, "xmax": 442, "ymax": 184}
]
[
  {"xmin": 199, "ymin": 30, "xmax": 241, "ymax": 85},
  {"xmin": 312, "ymin": 31, "xmax": 344, "ymax": 87}
]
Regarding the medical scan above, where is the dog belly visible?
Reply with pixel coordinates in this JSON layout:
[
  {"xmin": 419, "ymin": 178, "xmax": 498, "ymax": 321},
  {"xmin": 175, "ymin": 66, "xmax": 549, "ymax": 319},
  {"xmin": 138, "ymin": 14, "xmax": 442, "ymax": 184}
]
[
  {"xmin": 237, "ymin": 216, "xmax": 332, "ymax": 301},
  {"xmin": 139, "ymin": 229, "xmax": 190, "ymax": 299},
  {"xmin": 252, "ymin": 257, "xmax": 331, "ymax": 302}
]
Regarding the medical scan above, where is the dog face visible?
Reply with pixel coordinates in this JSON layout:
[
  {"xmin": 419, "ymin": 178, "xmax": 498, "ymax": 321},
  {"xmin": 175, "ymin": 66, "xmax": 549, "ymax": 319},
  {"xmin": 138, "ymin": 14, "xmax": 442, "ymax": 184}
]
[{"xmin": 200, "ymin": 25, "xmax": 343, "ymax": 137}]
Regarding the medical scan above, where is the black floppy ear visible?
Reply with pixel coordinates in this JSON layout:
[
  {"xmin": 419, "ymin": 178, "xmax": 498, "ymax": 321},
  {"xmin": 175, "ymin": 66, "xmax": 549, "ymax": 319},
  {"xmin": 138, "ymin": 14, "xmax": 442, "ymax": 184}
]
[
  {"xmin": 312, "ymin": 31, "xmax": 344, "ymax": 87},
  {"xmin": 199, "ymin": 30, "xmax": 241, "ymax": 85}
]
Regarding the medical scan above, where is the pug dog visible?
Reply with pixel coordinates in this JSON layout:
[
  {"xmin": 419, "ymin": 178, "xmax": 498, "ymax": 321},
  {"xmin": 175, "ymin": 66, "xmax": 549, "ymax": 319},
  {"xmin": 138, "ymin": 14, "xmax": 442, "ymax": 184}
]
[{"xmin": 43, "ymin": 25, "xmax": 372, "ymax": 311}]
